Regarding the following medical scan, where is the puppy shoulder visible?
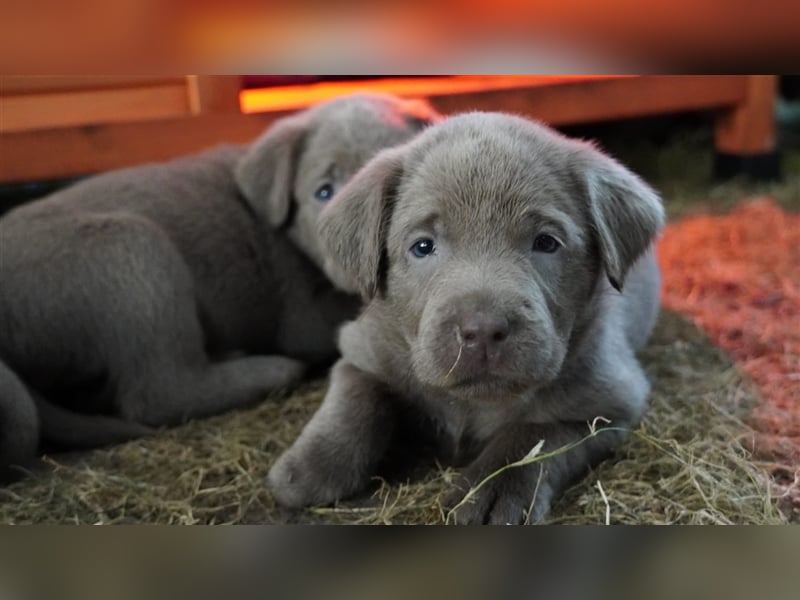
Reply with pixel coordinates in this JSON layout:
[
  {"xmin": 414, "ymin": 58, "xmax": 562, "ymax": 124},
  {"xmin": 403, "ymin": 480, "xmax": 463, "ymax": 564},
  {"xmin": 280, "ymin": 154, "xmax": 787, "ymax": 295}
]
[
  {"xmin": 338, "ymin": 302, "xmax": 410, "ymax": 386},
  {"xmin": 551, "ymin": 324, "xmax": 651, "ymax": 424}
]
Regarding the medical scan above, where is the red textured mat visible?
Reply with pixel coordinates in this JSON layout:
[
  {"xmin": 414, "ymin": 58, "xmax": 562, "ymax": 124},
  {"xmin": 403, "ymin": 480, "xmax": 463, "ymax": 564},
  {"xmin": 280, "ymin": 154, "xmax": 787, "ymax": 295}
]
[{"xmin": 659, "ymin": 198, "xmax": 799, "ymax": 508}]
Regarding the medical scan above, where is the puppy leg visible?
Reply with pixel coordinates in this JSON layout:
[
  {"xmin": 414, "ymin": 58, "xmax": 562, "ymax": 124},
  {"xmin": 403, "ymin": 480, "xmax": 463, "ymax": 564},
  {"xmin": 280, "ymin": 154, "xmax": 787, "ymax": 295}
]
[
  {"xmin": 34, "ymin": 393, "xmax": 154, "ymax": 449},
  {"xmin": 2, "ymin": 213, "xmax": 305, "ymax": 431},
  {"xmin": 103, "ymin": 249, "xmax": 306, "ymax": 426},
  {"xmin": 447, "ymin": 421, "xmax": 628, "ymax": 525},
  {"xmin": 0, "ymin": 360, "xmax": 38, "ymax": 479},
  {"xmin": 268, "ymin": 360, "xmax": 395, "ymax": 508},
  {"xmin": 104, "ymin": 223, "xmax": 309, "ymax": 425},
  {"xmin": 125, "ymin": 353, "xmax": 306, "ymax": 427}
]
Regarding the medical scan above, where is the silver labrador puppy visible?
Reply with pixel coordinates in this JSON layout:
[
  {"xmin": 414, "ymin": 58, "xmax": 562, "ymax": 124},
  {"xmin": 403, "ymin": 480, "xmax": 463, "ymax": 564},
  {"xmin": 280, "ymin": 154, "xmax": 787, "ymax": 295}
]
[
  {"xmin": 268, "ymin": 112, "xmax": 665, "ymax": 524},
  {"xmin": 0, "ymin": 93, "xmax": 440, "ymax": 476}
]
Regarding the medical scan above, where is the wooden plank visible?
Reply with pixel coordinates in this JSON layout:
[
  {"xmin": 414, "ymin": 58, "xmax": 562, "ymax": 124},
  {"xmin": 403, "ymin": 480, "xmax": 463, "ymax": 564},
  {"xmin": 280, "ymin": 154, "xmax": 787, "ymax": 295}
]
[
  {"xmin": 0, "ymin": 83, "xmax": 192, "ymax": 133},
  {"xmin": 0, "ymin": 112, "xmax": 286, "ymax": 183},
  {"xmin": 240, "ymin": 75, "xmax": 632, "ymax": 114},
  {"xmin": 185, "ymin": 76, "xmax": 243, "ymax": 114},
  {"xmin": 1, "ymin": 76, "xmax": 184, "ymax": 95},
  {"xmin": 427, "ymin": 75, "xmax": 748, "ymax": 125},
  {"xmin": 714, "ymin": 75, "xmax": 777, "ymax": 154},
  {"xmin": 239, "ymin": 75, "xmax": 745, "ymax": 122}
]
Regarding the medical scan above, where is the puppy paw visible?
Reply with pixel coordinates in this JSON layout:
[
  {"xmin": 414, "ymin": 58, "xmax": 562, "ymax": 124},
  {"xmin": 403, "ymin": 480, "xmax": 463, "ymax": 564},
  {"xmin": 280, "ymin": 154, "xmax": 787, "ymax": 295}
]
[
  {"xmin": 260, "ymin": 356, "xmax": 307, "ymax": 391},
  {"xmin": 445, "ymin": 467, "xmax": 554, "ymax": 525},
  {"xmin": 267, "ymin": 447, "xmax": 346, "ymax": 509}
]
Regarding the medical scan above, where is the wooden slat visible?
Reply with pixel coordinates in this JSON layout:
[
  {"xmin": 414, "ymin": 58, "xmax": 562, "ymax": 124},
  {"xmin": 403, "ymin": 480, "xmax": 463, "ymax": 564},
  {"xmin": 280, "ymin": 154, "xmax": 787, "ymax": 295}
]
[
  {"xmin": 714, "ymin": 75, "xmax": 777, "ymax": 154},
  {"xmin": 0, "ymin": 113, "xmax": 286, "ymax": 183},
  {"xmin": 1, "ymin": 83, "xmax": 192, "ymax": 133},
  {"xmin": 185, "ymin": 76, "xmax": 243, "ymax": 114},
  {"xmin": 240, "ymin": 75, "xmax": 632, "ymax": 114},
  {"xmin": 239, "ymin": 75, "xmax": 746, "ymax": 122},
  {"xmin": 0, "ymin": 76, "xmax": 184, "ymax": 95},
  {"xmin": 427, "ymin": 75, "xmax": 748, "ymax": 125}
]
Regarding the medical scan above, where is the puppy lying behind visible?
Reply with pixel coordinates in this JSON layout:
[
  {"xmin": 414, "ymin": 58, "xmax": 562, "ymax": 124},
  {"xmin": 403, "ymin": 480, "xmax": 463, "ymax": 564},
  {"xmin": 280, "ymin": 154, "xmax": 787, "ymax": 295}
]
[
  {"xmin": 0, "ymin": 93, "xmax": 440, "ymax": 475},
  {"xmin": 268, "ymin": 112, "xmax": 665, "ymax": 524}
]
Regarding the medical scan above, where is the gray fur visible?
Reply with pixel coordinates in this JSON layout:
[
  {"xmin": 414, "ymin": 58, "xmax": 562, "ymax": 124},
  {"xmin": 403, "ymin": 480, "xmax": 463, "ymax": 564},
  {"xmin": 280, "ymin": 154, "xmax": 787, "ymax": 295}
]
[
  {"xmin": 0, "ymin": 92, "xmax": 440, "ymax": 474},
  {"xmin": 268, "ymin": 112, "xmax": 665, "ymax": 524}
]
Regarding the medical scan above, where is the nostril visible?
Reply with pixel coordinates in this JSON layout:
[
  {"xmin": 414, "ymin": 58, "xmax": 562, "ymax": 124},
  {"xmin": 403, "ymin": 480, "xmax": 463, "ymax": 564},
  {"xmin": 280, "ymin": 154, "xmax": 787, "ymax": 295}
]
[
  {"xmin": 492, "ymin": 330, "xmax": 508, "ymax": 343},
  {"xmin": 462, "ymin": 330, "xmax": 478, "ymax": 343}
]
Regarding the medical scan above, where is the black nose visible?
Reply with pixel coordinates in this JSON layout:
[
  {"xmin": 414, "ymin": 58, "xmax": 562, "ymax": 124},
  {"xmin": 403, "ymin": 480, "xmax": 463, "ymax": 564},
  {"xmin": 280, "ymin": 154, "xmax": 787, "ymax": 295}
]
[{"xmin": 459, "ymin": 312, "xmax": 510, "ymax": 352}]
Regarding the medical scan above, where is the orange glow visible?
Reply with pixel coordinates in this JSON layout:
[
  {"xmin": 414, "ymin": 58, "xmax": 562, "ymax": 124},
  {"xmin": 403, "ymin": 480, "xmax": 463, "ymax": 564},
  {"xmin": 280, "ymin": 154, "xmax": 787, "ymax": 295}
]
[
  {"xmin": 239, "ymin": 75, "xmax": 632, "ymax": 114},
  {"xmin": 3, "ymin": 1, "xmax": 797, "ymax": 72}
]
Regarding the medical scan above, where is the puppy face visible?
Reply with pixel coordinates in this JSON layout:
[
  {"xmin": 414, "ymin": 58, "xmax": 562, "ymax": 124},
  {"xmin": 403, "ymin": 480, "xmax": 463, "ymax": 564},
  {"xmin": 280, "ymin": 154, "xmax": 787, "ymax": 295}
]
[
  {"xmin": 236, "ymin": 93, "xmax": 440, "ymax": 287},
  {"xmin": 387, "ymin": 129, "xmax": 594, "ymax": 396},
  {"xmin": 320, "ymin": 113, "xmax": 664, "ymax": 399}
]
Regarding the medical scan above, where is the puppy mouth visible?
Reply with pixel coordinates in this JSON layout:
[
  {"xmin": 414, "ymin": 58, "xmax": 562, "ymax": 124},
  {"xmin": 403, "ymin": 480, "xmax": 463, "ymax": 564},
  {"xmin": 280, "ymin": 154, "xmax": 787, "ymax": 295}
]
[{"xmin": 446, "ymin": 373, "xmax": 529, "ymax": 396}]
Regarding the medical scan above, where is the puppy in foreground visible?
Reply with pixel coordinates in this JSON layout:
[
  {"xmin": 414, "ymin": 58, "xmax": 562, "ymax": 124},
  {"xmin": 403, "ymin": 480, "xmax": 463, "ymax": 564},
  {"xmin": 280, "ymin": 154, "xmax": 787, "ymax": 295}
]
[
  {"xmin": 268, "ymin": 112, "xmax": 665, "ymax": 524},
  {"xmin": 0, "ymin": 93, "xmax": 439, "ymax": 475}
]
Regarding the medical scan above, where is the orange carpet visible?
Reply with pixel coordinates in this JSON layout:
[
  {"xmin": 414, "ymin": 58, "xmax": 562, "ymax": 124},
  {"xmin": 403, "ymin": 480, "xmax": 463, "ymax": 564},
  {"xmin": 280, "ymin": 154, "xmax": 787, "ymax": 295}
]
[{"xmin": 659, "ymin": 198, "xmax": 799, "ymax": 514}]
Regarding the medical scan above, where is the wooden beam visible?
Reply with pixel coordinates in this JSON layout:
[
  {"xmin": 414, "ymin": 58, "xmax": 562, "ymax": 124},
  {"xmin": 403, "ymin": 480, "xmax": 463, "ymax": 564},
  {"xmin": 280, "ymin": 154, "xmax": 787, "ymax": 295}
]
[
  {"xmin": 0, "ymin": 76, "xmax": 184, "ymax": 95},
  {"xmin": 185, "ymin": 76, "xmax": 243, "ymax": 114},
  {"xmin": 1, "ymin": 83, "xmax": 192, "ymax": 133},
  {"xmin": 239, "ymin": 75, "xmax": 633, "ymax": 114},
  {"xmin": 427, "ymin": 75, "xmax": 748, "ymax": 125},
  {"xmin": 0, "ymin": 113, "xmax": 287, "ymax": 183},
  {"xmin": 714, "ymin": 75, "xmax": 777, "ymax": 155}
]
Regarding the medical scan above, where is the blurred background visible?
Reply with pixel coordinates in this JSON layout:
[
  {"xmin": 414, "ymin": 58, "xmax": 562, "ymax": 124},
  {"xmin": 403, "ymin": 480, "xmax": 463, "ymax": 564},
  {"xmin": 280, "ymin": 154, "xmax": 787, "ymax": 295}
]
[
  {"xmin": 1, "ymin": 74, "xmax": 797, "ymax": 212},
  {"xmin": 2, "ymin": 1, "xmax": 798, "ymax": 73},
  {"xmin": 1, "ymin": 527, "xmax": 799, "ymax": 600}
]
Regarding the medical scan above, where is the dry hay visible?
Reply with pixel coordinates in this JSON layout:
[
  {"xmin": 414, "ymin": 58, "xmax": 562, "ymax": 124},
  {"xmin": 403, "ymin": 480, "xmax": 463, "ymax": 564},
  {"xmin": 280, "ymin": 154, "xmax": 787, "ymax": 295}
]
[
  {"xmin": 658, "ymin": 198, "xmax": 800, "ymax": 520},
  {"xmin": 0, "ymin": 311, "xmax": 785, "ymax": 525}
]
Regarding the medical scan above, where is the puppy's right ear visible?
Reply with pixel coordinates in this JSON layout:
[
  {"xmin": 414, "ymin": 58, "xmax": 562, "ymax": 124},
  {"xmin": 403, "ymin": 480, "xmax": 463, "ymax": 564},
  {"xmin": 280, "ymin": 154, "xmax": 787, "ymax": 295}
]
[
  {"xmin": 318, "ymin": 148, "xmax": 404, "ymax": 299},
  {"xmin": 577, "ymin": 143, "xmax": 665, "ymax": 292},
  {"xmin": 235, "ymin": 113, "xmax": 308, "ymax": 228}
]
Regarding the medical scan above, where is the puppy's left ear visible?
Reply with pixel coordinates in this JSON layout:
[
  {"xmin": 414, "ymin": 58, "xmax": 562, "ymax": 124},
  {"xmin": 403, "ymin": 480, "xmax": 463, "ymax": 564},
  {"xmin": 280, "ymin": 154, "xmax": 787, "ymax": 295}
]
[
  {"xmin": 578, "ymin": 144, "xmax": 665, "ymax": 291},
  {"xmin": 235, "ymin": 112, "xmax": 308, "ymax": 228},
  {"xmin": 318, "ymin": 147, "xmax": 405, "ymax": 299}
]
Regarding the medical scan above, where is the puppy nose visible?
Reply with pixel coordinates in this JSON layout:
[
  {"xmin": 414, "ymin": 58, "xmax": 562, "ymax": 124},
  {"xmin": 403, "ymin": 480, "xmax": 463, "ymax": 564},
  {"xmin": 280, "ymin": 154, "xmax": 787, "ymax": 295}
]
[{"xmin": 460, "ymin": 312, "xmax": 510, "ymax": 350}]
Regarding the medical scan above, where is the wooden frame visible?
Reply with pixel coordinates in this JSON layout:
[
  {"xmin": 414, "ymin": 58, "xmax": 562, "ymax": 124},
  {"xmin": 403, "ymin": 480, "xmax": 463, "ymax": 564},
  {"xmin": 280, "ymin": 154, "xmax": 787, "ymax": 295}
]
[
  {"xmin": 0, "ymin": 75, "xmax": 777, "ymax": 183},
  {"xmin": 713, "ymin": 75, "xmax": 777, "ymax": 154}
]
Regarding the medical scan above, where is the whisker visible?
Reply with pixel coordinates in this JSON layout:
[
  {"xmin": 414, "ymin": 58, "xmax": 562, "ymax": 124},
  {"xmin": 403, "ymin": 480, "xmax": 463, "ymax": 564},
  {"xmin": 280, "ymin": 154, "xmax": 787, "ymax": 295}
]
[
  {"xmin": 444, "ymin": 328, "xmax": 464, "ymax": 382},
  {"xmin": 444, "ymin": 344, "xmax": 463, "ymax": 381}
]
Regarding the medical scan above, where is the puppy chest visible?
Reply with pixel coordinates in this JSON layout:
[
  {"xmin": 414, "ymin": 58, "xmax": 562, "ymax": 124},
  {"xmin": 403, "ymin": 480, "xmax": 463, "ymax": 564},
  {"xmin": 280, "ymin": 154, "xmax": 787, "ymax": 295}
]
[{"xmin": 426, "ymin": 396, "xmax": 530, "ymax": 462}]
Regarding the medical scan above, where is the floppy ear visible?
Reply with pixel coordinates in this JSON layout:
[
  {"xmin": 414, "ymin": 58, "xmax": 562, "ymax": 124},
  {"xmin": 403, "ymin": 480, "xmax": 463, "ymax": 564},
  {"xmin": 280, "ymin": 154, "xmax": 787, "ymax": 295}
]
[
  {"xmin": 234, "ymin": 112, "xmax": 308, "ymax": 228},
  {"xmin": 318, "ymin": 148, "xmax": 405, "ymax": 299},
  {"xmin": 579, "ymin": 144, "xmax": 665, "ymax": 291},
  {"xmin": 398, "ymin": 98, "xmax": 444, "ymax": 130}
]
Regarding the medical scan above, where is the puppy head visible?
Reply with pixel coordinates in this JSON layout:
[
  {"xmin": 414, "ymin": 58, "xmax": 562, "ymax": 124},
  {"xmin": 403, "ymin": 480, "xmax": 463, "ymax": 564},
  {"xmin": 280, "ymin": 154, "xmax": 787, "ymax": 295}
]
[
  {"xmin": 235, "ymin": 92, "xmax": 440, "ymax": 282},
  {"xmin": 320, "ymin": 112, "xmax": 663, "ymax": 398}
]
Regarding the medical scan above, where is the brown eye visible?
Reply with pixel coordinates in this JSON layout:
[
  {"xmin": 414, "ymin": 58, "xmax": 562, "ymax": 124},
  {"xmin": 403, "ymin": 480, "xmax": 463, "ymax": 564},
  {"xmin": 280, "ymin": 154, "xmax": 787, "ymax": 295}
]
[{"xmin": 532, "ymin": 234, "xmax": 560, "ymax": 253}]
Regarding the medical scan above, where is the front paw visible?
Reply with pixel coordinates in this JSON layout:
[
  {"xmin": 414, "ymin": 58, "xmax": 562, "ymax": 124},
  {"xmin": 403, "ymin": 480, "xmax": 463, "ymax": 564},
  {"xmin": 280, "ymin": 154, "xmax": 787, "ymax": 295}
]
[
  {"xmin": 267, "ymin": 448, "xmax": 336, "ymax": 509},
  {"xmin": 445, "ymin": 465, "xmax": 554, "ymax": 525},
  {"xmin": 268, "ymin": 441, "xmax": 367, "ymax": 509}
]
